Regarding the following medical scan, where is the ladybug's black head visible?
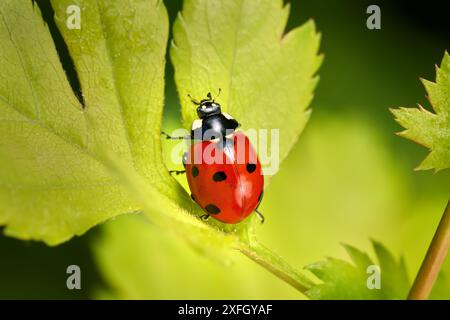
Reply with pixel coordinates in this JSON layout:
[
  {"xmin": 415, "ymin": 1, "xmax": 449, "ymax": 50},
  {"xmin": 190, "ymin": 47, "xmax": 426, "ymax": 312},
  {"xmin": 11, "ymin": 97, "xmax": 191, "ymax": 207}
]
[
  {"xmin": 189, "ymin": 91, "xmax": 222, "ymax": 119},
  {"xmin": 197, "ymin": 100, "xmax": 221, "ymax": 119}
]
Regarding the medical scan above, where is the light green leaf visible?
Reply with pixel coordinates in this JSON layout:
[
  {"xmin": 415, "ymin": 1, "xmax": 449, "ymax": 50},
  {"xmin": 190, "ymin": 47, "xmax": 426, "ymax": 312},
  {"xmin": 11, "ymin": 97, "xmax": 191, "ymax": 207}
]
[
  {"xmin": 391, "ymin": 52, "xmax": 450, "ymax": 171},
  {"xmin": 0, "ymin": 0, "xmax": 173, "ymax": 244},
  {"xmin": 171, "ymin": 0, "xmax": 322, "ymax": 173},
  {"xmin": 305, "ymin": 241, "xmax": 410, "ymax": 299},
  {"xmin": 93, "ymin": 214, "xmax": 310, "ymax": 299},
  {"xmin": 0, "ymin": 0, "xmax": 321, "ymax": 294},
  {"xmin": 101, "ymin": 150, "xmax": 238, "ymax": 262},
  {"xmin": 101, "ymin": 149, "xmax": 315, "ymax": 285},
  {"xmin": 166, "ymin": 0, "xmax": 323, "ymax": 284}
]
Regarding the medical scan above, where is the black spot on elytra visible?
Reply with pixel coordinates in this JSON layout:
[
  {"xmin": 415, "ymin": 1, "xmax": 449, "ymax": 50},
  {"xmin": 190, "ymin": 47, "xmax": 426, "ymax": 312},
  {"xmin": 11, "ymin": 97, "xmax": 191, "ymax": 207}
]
[
  {"xmin": 205, "ymin": 204, "xmax": 221, "ymax": 214},
  {"xmin": 191, "ymin": 166, "xmax": 199, "ymax": 177},
  {"xmin": 213, "ymin": 171, "xmax": 227, "ymax": 182},
  {"xmin": 246, "ymin": 163, "xmax": 257, "ymax": 173}
]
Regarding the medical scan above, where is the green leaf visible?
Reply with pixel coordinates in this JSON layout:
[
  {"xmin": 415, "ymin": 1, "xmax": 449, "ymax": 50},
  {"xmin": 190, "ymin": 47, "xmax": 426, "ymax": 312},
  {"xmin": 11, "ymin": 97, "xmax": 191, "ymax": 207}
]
[
  {"xmin": 101, "ymin": 150, "xmax": 238, "ymax": 262},
  {"xmin": 0, "ymin": 0, "xmax": 172, "ymax": 244},
  {"xmin": 305, "ymin": 241, "xmax": 410, "ymax": 299},
  {"xmin": 166, "ymin": 0, "xmax": 322, "ymax": 282},
  {"xmin": 0, "ymin": 0, "xmax": 320, "ymax": 294},
  {"xmin": 93, "ymin": 214, "xmax": 311, "ymax": 299},
  {"xmin": 102, "ymin": 146, "xmax": 315, "ymax": 283},
  {"xmin": 391, "ymin": 52, "xmax": 450, "ymax": 172},
  {"xmin": 170, "ymin": 0, "xmax": 322, "ymax": 173}
]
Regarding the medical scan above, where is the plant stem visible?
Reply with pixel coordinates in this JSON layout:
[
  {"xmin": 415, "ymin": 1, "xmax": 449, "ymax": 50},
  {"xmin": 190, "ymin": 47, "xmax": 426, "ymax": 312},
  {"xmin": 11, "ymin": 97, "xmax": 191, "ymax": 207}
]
[
  {"xmin": 239, "ymin": 241, "xmax": 315, "ymax": 295},
  {"xmin": 408, "ymin": 199, "xmax": 450, "ymax": 300}
]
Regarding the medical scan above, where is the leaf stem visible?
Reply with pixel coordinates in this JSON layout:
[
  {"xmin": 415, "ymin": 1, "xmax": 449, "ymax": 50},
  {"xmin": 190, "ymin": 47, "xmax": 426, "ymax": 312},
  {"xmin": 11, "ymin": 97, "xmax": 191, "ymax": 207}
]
[
  {"xmin": 238, "ymin": 241, "xmax": 315, "ymax": 295},
  {"xmin": 408, "ymin": 199, "xmax": 450, "ymax": 300}
]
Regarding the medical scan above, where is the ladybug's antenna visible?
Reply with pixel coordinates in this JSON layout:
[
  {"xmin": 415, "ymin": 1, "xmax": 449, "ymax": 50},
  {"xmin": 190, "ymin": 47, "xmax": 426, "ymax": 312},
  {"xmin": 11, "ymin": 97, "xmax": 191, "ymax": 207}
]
[
  {"xmin": 209, "ymin": 88, "xmax": 221, "ymax": 102},
  {"xmin": 215, "ymin": 88, "xmax": 222, "ymax": 100},
  {"xmin": 187, "ymin": 93, "xmax": 200, "ymax": 105}
]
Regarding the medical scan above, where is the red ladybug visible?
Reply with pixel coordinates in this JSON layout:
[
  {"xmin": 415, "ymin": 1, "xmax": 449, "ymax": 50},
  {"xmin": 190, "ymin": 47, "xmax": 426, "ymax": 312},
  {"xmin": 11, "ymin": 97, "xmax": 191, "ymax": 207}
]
[{"xmin": 163, "ymin": 91, "xmax": 264, "ymax": 224}]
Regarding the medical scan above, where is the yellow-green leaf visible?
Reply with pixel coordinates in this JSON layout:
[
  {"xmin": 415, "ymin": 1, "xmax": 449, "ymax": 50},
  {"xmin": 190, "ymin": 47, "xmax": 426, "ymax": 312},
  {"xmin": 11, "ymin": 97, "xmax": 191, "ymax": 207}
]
[
  {"xmin": 171, "ymin": 0, "xmax": 322, "ymax": 172},
  {"xmin": 305, "ymin": 241, "xmax": 410, "ymax": 299},
  {"xmin": 392, "ymin": 52, "xmax": 450, "ymax": 172},
  {"xmin": 0, "ymin": 0, "xmax": 171, "ymax": 244},
  {"xmin": 0, "ymin": 0, "xmax": 320, "ymax": 293}
]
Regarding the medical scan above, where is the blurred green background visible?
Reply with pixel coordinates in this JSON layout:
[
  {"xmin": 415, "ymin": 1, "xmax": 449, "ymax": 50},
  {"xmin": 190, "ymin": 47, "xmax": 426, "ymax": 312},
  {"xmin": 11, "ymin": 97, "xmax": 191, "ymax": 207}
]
[{"xmin": 1, "ymin": 0, "xmax": 449, "ymax": 299}]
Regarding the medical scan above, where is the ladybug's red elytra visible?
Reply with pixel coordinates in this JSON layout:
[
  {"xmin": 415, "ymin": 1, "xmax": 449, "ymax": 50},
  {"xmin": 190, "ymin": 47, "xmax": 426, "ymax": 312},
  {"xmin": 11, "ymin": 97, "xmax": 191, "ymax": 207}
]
[{"xmin": 162, "ymin": 91, "xmax": 264, "ymax": 224}]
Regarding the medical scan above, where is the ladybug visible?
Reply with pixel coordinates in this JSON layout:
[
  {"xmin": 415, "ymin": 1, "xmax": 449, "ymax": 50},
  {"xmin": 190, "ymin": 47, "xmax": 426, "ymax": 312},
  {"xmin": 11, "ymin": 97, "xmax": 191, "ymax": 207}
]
[{"xmin": 162, "ymin": 91, "xmax": 264, "ymax": 224}]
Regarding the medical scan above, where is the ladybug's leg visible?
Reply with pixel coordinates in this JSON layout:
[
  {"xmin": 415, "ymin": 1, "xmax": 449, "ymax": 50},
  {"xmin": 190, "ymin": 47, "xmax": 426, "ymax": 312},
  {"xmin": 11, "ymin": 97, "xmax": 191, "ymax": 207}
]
[
  {"xmin": 255, "ymin": 209, "xmax": 265, "ymax": 224},
  {"xmin": 161, "ymin": 131, "xmax": 191, "ymax": 140},
  {"xmin": 169, "ymin": 170, "xmax": 186, "ymax": 175},
  {"xmin": 167, "ymin": 153, "xmax": 188, "ymax": 175},
  {"xmin": 200, "ymin": 214, "xmax": 210, "ymax": 221}
]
